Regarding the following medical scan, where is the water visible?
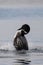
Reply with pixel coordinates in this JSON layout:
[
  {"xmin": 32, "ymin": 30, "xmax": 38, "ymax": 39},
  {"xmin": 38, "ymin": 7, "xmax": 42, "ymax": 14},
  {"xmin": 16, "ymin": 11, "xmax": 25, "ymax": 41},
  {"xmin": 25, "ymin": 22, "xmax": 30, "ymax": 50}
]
[
  {"xmin": 0, "ymin": 5, "xmax": 43, "ymax": 65},
  {"xmin": 0, "ymin": 41, "xmax": 43, "ymax": 65},
  {"xmin": 0, "ymin": 51, "xmax": 43, "ymax": 65}
]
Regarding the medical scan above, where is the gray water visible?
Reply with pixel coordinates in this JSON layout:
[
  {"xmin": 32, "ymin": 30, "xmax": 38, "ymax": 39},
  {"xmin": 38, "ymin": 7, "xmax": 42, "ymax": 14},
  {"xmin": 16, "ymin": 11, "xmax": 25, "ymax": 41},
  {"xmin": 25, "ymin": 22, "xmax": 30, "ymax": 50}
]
[
  {"xmin": 0, "ymin": 6, "xmax": 43, "ymax": 65},
  {"xmin": 0, "ymin": 49, "xmax": 43, "ymax": 65},
  {"xmin": 0, "ymin": 41, "xmax": 43, "ymax": 65}
]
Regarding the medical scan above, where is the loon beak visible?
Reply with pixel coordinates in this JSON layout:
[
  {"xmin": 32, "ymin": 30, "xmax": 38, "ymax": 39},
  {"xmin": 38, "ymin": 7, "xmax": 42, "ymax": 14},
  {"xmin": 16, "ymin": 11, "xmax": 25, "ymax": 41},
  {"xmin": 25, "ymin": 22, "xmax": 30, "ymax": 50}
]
[
  {"xmin": 18, "ymin": 28, "xmax": 27, "ymax": 34},
  {"xmin": 21, "ymin": 29, "xmax": 27, "ymax": 34},
  {"xmin": 23, "ymin": 29, "xmax": 27, "ymax": 34}
]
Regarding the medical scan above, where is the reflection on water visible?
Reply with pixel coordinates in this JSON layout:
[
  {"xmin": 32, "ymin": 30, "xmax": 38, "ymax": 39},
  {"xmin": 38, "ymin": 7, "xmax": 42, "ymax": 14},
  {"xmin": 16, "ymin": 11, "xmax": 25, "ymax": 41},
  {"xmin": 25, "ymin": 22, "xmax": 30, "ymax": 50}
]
[
  {"xmin": 13, "ymin": 50, "xmax": 31, "ymax": 65},
  {"xmin": 13, "ymin": 59, "xmax": 31, "ymax": 65},
  {"xmin": 0, "ymin": 50, "xmax": 43, "ymax": 65}
]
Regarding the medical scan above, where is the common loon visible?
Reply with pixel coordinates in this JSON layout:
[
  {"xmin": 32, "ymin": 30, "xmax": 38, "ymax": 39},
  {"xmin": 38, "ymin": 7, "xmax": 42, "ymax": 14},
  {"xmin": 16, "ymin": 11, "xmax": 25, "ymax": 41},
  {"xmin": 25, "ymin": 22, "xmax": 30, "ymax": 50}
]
[{"xmin": 13, "ymin": 24, "xmax": 30, "ymax": 50}]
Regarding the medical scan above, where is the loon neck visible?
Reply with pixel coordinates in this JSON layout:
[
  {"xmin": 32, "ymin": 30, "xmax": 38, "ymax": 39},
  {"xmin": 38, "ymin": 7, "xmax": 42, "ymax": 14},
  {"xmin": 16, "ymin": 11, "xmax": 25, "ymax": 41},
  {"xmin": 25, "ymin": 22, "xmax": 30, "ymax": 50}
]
[{"xmin": 21, "ymin": 30, "xmax": 25, "ymax": 36}]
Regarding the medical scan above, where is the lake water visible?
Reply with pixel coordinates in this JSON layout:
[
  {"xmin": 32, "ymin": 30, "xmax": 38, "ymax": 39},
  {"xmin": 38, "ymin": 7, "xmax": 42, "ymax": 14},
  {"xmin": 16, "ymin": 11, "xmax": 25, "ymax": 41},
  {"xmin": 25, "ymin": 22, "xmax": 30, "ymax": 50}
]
[
  {"xmin": 0, "ymin": 6, "xmax": 43, "ymax": 65},
  {"xmin": 0, "ymin": 41, "xmax": 43, "ymax": 65}
]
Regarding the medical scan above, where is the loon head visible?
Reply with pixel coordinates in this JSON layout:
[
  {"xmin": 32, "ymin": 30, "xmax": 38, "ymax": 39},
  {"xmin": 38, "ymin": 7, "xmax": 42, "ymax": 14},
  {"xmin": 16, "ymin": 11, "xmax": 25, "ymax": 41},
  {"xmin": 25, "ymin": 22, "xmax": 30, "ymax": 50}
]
[{"xmin": 18, "ymin": 24, "xmax": 30, "ymax": 36}]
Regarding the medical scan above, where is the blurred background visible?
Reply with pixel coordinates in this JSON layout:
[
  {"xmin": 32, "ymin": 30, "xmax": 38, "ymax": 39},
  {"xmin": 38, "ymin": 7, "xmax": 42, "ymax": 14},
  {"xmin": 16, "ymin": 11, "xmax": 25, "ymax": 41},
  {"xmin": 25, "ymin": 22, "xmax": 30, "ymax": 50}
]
[{"xmin": 0, "ymin": 0, "xmax": 43, "ymax": 48}]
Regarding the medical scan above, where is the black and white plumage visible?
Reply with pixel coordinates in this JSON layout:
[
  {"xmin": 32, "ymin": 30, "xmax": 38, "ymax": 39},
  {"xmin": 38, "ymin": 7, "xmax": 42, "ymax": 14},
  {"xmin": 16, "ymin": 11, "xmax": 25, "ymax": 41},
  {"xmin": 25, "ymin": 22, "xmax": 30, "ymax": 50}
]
[{"xmin": 13, "ymin": 24, "xmax": 30, "ymax": 50}]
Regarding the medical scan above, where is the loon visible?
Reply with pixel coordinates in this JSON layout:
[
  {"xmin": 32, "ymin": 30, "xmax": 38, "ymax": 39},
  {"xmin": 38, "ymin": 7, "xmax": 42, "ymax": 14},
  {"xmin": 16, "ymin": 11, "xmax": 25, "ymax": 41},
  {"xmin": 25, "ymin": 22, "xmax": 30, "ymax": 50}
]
[{"xmin": 13, "ymin": 24, "xmax": 30, "ymax": 50}]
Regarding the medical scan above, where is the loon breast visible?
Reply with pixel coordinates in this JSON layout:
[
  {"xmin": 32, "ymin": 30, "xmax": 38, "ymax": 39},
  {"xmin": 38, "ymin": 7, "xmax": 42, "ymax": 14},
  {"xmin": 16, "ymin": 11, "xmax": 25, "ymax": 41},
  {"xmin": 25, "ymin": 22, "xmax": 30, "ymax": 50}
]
[{"xmin": 13, "ymin": 31, "xmax": 28, "ymax": 50}]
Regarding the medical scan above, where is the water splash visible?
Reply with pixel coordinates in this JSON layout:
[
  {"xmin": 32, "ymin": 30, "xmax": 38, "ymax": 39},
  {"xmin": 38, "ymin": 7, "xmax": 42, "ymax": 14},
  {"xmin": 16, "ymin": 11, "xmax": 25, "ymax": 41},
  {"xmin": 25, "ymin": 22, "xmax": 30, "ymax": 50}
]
[
  {"xmin": 0, "ymin": 42, "xmax": 43, "ymax": 53},
  {"xmin": 0, "ymin": 42, "xmax": 15, "ymax": 51}
]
